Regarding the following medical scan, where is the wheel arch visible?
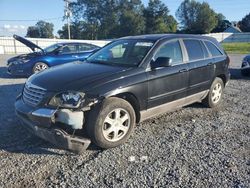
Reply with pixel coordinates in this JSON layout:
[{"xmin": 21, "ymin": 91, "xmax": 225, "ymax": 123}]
[
  {"xmin": 34, "ymin": 60, "xmax": 50, "ymax": 67},
  {"xmin": 216, "ymin": 74, "xmax": 227, "ymax": 86},
  {"xmin": 110, "ymin": 92, "xmax": 141, "ymax": 123}
]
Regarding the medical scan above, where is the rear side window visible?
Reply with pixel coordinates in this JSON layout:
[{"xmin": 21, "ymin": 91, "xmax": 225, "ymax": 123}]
[
  {"xmin": 154, "ymin": 40, "xmax": 183, "ymax": 65},
  {"xmin": 204, "ymin": 41, "xmax": 223, "ymax": 57},
  {"xmin": 200, "ymin": 42, "xmax": 209, "ymax": 58},
  {"xmin": 61, "ymin": 45, "xmax": 77, "ymax": 54},
  {"xmin": 78, "ymin": 44, "xmax": 96, "ymax": 52},
  {"xmin": 183, "ymin": 40, "xmax": 204, "ymax": 61},
  {"xmin": 110, "ymin": 44, "xmax": 126, "ymax": 58}
]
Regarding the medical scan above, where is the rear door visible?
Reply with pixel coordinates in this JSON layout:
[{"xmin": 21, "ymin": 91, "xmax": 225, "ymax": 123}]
[
  {"xmin": 183, "ymin": 39, "xmax": 215, "ymax": 96},
  {"xmin": 203, "ymin": 40, "xmax": 226, "ymax": 77},
  {"xmin": 147, "ymin": 39, "xmax": 189, "ymax": 108}
]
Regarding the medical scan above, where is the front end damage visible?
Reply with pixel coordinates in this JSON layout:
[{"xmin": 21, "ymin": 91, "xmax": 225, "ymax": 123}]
[{"xmin": 15, "ymin": 95, "xmax": 98, "ymax": 153}]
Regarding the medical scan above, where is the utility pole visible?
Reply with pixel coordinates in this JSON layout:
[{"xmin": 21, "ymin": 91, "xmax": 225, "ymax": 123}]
[{"xmin": 64, "ymin": 0, "xmax": 72, "ymax": 39}]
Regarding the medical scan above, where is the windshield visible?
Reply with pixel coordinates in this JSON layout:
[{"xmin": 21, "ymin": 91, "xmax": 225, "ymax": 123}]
[
  {"xmin": 87, "ymin": 39, "xmax": 155, "ymax": 66},
  {"xmin": 43, "ymin": 44, "xmax": 61, "ymax": 53}
]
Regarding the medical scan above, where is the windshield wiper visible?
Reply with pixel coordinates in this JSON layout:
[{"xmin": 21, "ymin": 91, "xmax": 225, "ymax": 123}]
[{"xmin": 86, "ymin": 60, "xmax": 136, "ymax": 67}]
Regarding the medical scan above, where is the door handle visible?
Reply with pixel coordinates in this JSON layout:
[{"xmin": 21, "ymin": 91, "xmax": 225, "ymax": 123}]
[
  {"xmin": 72, "ymin": 55, "xmax": 79, "ymax": 58},
  {"xmin": 207, "ymin": 62, "xmax": 213, "ymax": 66},
  {"xmin": 179, "ymin": 69, "xmax": 188, "ymax": 73}
]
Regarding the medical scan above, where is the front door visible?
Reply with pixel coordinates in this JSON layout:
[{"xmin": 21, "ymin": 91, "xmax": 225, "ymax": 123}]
[
  {"xmin": 52, "ymin": 44, "xmax": 79, "ymax": 66},
  {"xmin": 147, "ymin": 40, "xmax": 189, "ymax": 109}
]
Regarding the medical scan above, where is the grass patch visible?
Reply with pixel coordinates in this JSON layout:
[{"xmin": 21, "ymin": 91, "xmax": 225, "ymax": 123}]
[{"xmin": 222, "ymin": 42, "xmax": 250, "ymax": 54}]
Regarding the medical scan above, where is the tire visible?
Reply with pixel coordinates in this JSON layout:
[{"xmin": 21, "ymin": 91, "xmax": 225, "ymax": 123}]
[
  {"xmin": 202, "ymin": 77, "xmax": 224, "ymax": 108},
  {"xmin": 32, "ymin": 62, "xmax": 49, "ymax": 74},
  {"xmin": 241, "ymin": 69, "xmax": 249, "ymax": 77},
  {"xmin": 86, "ymin": 97, "xmax": 136, "ymax": 149}
]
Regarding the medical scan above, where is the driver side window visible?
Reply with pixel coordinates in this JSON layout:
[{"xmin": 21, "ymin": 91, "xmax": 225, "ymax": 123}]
[
  {"xmin": 60, "ymin": 45, "xmax": 77, "ymax": 54},
  {"xmin": 154, "ymin": 40, "xmax": 183, "ymax": 65},
  {"xmin": 110, "ymin": 44, "xmax": 126, "ymax": 58}
]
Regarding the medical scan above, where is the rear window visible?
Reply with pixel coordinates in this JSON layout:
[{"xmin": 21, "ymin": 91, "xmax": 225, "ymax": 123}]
[
  {"xmin": 204, "ymin": 41, "xmax": 223, "ymax": 57},
  {"xmin": 61, "ymin": 45, "xmax": 77, "ymax": 54},
  {"xmin": 78, "ymin": 44, "xmax": 97, "ymax": 52},
  {"xmin": 201, "ymin": 42, "xmax": 209, "ymax": 58},
  {"xmin": 183, "ymin": 40, "xmax": 204, "ymax": 61}
]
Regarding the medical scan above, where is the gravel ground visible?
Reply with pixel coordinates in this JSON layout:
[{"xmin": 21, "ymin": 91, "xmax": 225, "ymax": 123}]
[{"xmin": 0, "ymin": 54, "xmax": 249, "ymax": 187}]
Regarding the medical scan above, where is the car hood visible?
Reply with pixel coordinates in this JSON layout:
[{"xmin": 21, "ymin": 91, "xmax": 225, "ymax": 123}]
[
  {"xmin": 13, "ymin": 34, "xmax": 43, "ymax": 52},
  {"xmin": 28, "ymin": 61, "xmax": 129, "ymax": 92}
]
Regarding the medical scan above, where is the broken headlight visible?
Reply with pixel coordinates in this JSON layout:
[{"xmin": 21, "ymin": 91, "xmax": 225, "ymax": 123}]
[{"xmin": 49, "ymin": 91, "xmax": 85, "ymax": 108}]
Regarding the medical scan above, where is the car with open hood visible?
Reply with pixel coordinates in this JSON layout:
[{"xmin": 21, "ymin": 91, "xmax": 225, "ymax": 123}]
[
  {"xmin": 241, "ymin": 54, "xmax": 250, "ymax": 76},
  {"xmin": 15, "ymin": 34, "xmax": 230, "ymax": 153},
  {"xmin": 7, "ymin": 35, "xmax": 100, "ymax": 77}
]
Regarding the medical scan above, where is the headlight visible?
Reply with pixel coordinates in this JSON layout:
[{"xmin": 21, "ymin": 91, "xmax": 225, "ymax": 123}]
[
  {"xmin": 49, "ymin": 91, "xmax": 85, "ymax": 108},
  {"xmin": 242, "ymin": 61, "xmax": 247, "ymax": 66},
  {"xmin": 11, "ymin": 59, "xmax": 30, "ymax": 65},
  {"xmin": 21, "ymin": 59, "xmax": 30, "ymax": 63},
  {"xmin": 12, "ymin": 60, "xmax": 22, "ymax": 65}
]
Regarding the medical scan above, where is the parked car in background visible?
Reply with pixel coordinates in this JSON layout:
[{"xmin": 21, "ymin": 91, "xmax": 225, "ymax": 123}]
[
  {"xmin": 241, "ymin": 54, "xmax": 250, "ymax": 76},
  {"xmin": 7, "ymin": 35, "xmax": 100, "ymax": 77},
  {"xmin": 15, "ymin": 34, "xmax": 230, "ymax": 153}
]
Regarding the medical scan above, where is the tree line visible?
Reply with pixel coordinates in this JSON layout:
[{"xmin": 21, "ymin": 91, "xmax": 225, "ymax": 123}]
[{"xmin": 26, "ymin": 0, "xmax": 250, "ymax": 39}]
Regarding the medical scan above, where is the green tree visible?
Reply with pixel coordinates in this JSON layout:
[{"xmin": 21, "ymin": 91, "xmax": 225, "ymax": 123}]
[
  {"xmin": 69, "ymin": 0, "xmax": 145, "ymax": 39},
  {"xmin": 58, "ymin": 21, "xmax": 97, "ymax": 39},
  {"xmin": 26, "ymin": 26, "xmax": 40, "ymax": 38},
  {"xmin": 57, "ymin": 24, "xmax": 69, "ymax": 39},
  {"xmin": 144, "ymin": 0, "xmax": 177, "ymax": 34},
  {"xmin": 116, "ymin": 0, "xmax": 145, "ymax": 37},
  {"xmin": 70, "ymin": 0, "xmax": 118, "ymax": 39},
  {"xmin": 176, "ymin": 0, "xmax": 218, "ymax": 34},
  {"xmin": 36, "ymin": 21, "xmax": 54, "ymax": 38},
  {"xmin": 239, "ymin": 13, "xmax": 250, "ymax": 32},
  {"xmin": 212, "ymin": 14, "xmax": 231, "ymax": 33},
  {"xmin": 26, "ymin": 21, "xmax": 54, "ymax": 38}
]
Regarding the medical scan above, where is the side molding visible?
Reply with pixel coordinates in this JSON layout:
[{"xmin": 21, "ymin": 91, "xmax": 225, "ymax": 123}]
[{"xmin": 140, "ymin": 90, "xmax": 209, "ymax": 122}]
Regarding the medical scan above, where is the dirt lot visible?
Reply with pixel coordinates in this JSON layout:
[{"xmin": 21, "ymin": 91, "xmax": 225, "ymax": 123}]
[{"xmin": 0, "ymin": 54, "xmax": 249, "ymax": 187}]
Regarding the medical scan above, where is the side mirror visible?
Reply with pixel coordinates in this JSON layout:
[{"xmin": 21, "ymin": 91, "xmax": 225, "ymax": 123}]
[{"xmin": 151, "ymin": 57, "xmax": 172, "ymax": 69}]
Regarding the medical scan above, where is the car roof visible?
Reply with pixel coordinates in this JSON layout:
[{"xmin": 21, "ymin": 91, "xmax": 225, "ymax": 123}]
[
  {"xmin": 56, "ymin": 42, "xmax": 99, "ymax": 47},
  {"xmin": 120, "ymin": 34, "xmax": 216, "ymax": 43}
]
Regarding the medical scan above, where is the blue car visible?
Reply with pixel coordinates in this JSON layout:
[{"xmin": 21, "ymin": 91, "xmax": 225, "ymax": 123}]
[{"xmin": 7, "ymin": 35, "xmax": 100, "ymax": 77}]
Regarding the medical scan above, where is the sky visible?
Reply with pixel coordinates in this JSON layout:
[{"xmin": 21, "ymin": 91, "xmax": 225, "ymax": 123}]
[{"xmin": 0, "ymin": 0, "xmax": 249, "ymax": 37}]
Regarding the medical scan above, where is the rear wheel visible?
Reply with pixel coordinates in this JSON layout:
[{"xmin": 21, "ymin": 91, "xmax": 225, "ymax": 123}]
[
  {"xmin": 86, "ymin": 97, "xmax": 136, "ymax": 149},
  {"xmin": 32, "ymin": 62, "xmax": 48, "ymax": 74},
  {"xmin": 202, "ymin": 77, "xmax": 224, "ymax": 108}
]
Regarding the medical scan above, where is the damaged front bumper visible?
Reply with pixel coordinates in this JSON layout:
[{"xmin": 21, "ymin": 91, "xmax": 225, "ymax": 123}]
[{"xmin": 15, "ymin": 97, "xmax": 91, "ymax": 153}]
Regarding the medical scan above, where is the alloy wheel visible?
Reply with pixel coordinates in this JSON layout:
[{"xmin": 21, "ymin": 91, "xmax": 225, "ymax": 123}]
[
  {"xmin": 33, "ymin": 63, "xmax": 48, "ymax": 73},
  {"xmin": 211, "ymin": 83, "xmax": 222, "ymax": 104},
  {"xmin": 102, "ymin": 108, "xmax": 131, "ymax": 142}
]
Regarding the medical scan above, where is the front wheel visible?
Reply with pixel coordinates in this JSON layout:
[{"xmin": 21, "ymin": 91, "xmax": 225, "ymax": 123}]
[
  {"xmin": 86, "ymin": 97, "xmax": 136, "ymax": 149},
  {"xmin": 202, "ymin": 77, "xmax": 224, "ymax": 108},
  {"xmin": 32, "ymin": 62, "xmax": 48, "ymax": 74}
]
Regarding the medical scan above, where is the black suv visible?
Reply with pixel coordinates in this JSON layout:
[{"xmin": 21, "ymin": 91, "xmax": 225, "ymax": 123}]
[{"xmin": 15, "ymin": 34, "xmax": 230, "ymax": 153}]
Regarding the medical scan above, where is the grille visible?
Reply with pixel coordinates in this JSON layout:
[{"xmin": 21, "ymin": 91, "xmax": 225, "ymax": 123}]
[{"xmin": 23, "ymin": 82, "xmax": 46, "ymax": 106}]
